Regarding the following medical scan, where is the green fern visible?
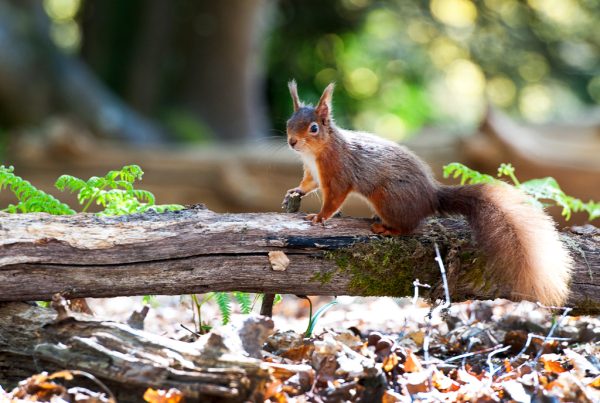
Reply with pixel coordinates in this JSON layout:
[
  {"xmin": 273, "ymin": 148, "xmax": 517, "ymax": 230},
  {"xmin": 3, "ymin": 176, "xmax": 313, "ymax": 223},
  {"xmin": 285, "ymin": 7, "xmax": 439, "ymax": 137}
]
[
  {"xmin": 0, "ymin": 165, "xmax": 75, "ymax": 215},
  {"xmin": 233, "ymin": 291, "xmax": 252, "ymax": 314},
  {"xmin": 2, "ymin": 164, "xmax": 253, "ymax": 327},
  {"xmin": 443, "ymin": 162, "xmax": 600, "ymax": 221},
  {"xmin": 2, "ymin": 164, "xmax": 184, "ymax": 310},
  {"xmin": 442, "ymin": 162, "xmax": 497, "ymax": 186},
  {"xmin": 213, "ymin": 292, "xmax": 232, "ymax": 325},
  {"xmin": 55, "ymin": 164, "xmax": 183, "ymax": 216}
]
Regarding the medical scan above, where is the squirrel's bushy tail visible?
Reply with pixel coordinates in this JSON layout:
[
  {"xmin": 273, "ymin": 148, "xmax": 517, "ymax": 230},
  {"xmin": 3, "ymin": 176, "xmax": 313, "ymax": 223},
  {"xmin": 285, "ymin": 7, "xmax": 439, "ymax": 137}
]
[{"xmin": 437, "ymin": 184, "xmax": 572, "ymax": 306}]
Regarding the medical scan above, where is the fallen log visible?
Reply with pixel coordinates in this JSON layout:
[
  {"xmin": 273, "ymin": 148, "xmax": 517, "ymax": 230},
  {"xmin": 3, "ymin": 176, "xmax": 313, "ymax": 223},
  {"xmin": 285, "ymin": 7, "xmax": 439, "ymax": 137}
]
[
  {"xmin": 0, "ymin": 206, "xmax": 598, "ymax": 312},
  {"xmin": 0, "ymin": 301, "xmax": 273, "ymax": 402}
]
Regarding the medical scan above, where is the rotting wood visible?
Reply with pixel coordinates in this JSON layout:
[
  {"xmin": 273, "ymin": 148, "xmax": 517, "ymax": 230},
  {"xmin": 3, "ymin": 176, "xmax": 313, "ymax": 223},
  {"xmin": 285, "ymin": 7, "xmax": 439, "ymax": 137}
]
[
  {"xmin": 0, "ymin": 301, "xmax": 273, "ymax": 402},
  {"xmin": 0, "ymin": 206, "xmax": 598, "ymax": 312}
]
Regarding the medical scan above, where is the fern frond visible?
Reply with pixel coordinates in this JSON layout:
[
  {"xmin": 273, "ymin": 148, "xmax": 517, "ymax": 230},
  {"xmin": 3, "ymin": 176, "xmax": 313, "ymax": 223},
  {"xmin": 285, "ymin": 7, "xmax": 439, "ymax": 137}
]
[
  {"xmin": 55, "ymin": 175, "xmax": 87, "ymax": 193},
  {"xmin": 116, "ymin": 165, "xmax": 144, "ymax": 183},
  {"xmin": 233, "ymin": 292, "xmax": 252, "ymax": 314},
  {"xmin": 1, "ymin": 165, "xmax": 75, "ymax": 215},
  {"xmin": 214, "ymin": 292, "xmax": 232, "ymax": 325},
  {"xmin": 444, "ymin": 162, "xmax": 599, "ymax": 222},
  {"xmin": 133, "ymin": 189, "xmax": 155, "ymax": 204},
  {"xmin": 442, "ymin": 162, "xmax": 496, "ymax": 185}
]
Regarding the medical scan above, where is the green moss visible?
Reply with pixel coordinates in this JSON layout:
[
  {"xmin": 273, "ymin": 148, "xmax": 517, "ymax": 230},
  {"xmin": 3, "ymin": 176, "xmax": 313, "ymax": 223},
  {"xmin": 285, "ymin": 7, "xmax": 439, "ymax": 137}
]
[
  {"xmin": 325, "ymin": 237, "xmax": 438, "ymax": 297},
  {"xmin": 456, "ymin": 252, "xmax": 489, "ymax": 291},
  {"xmin": 311, "ymin": 269, "xmax": 335, "ymax": 284}
]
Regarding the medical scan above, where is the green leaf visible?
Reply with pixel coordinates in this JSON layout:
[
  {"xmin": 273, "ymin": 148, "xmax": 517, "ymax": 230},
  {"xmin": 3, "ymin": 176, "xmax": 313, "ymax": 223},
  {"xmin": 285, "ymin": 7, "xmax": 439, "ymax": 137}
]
[
  {"xmin": 214, "ymin": 292, "xmax": 232, "ymax": 325},
  {"xmin": 142, "ymin": 295, "xmax": 158, "ymax": 307},
  {"xmin": 233, "ymin": 292, "xmax": 252, "ymax": 314},
  {"xmin": 444, "ymin": 163, "xmax": 599, "ymax": 222},
  {"xmin": 442, "ymin": 162, "xmax": 496, "ymax": 185},
  {"xmin": 305, "ymin": 299, "xmax": 338, "ymax": 337},
  {"xmin": 1, "ymin": 165, "xmax": 75, "ymax": 215}
]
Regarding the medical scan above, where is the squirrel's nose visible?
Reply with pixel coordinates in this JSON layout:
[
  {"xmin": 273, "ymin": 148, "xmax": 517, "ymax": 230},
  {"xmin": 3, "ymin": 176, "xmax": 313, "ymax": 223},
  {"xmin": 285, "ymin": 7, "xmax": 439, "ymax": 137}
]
[{"xmin": 288, "ymin": 138, "xmax": 298, "ymax": 147}]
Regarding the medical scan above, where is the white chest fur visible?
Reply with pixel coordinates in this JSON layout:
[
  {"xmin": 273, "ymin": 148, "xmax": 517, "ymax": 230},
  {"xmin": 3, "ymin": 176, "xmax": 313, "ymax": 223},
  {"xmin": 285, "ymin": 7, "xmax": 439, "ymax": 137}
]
[{"xmin": 300, "ymin": 153, "xmax": 320, "ymax": 185}]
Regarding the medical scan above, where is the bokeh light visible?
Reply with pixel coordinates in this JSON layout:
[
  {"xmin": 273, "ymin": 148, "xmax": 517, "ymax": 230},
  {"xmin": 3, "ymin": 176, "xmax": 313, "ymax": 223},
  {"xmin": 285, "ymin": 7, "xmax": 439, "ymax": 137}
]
[
  {"xmin": 269, "ymin": 0, "xmax": 600, "ymax": 136},
  {"xmin": 430, "ymin": 0, "xmax": 477, "ymax": 28},
  {"xmin": 345, "ymin": 67, "xmax": 379, "ymax": 99},
  {"xmin": 428, "ymin": 37, "xmax": 469, "ymax": 68},
  {"xmin": 43, "ymin": 0, "xmax": 81, "ymax": 22},
  {"xmin": 444, "ymin": 59, "xmax": 486, "ymax": 99},
  {"xmin": 43, "ymin": 0, "xmax": 82, "ymax": 53},
  {"xmin": 518, "ymin": 52, "xmax": 549, "ymax": 83},
  {"xmin": 50, "ymin": 20, "xmax": 81, "ymax": 52},
  {"xmin": 374, "ymin": 113, "xmax": 408, "ymax": 141},
  {"xmin": 486, "ymin": 76, "xmax": 517, "ymax": 107},
  {"xmin": 519, "ymin": 84, "xmax": 553, "ymax": 122}
]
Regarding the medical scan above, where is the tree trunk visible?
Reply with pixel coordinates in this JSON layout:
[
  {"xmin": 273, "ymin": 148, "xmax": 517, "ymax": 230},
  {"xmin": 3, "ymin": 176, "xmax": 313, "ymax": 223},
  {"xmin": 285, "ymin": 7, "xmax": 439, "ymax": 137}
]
[
  {"xmin": 181, "ymin": 0, "xmax": 270, "ymax": 141},
  {"xmin": 1, "ymin": 207, "xmax": 598, "ymax": 313},
  {"xmin": 0, "ymin": 1, "xmax": 165, "ymax": 144}
]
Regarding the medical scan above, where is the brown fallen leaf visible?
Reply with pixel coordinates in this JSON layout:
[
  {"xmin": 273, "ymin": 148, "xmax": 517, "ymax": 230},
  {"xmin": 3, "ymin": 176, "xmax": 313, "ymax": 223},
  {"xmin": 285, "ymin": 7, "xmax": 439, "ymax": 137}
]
[
  {"xmin": 589, "ymin": 375, "xmax": 600, "ymax": 389},
  {"xmin": 432, "ymin": 369, "xmax": 460, "ymax": 392},
  {"xmin": 268, "ymin": 251, "xmax": 290, "ymax": 271},
  {"xmin": 383, "ymin": 352, "xmax": 399, "ymax": 373},
  {"xmin": 265, "ymin": 362, "xmax": 315, "ymax": 382},
  {"xmin": 403, "ymin": 370, "xmax": 431, "ymax": 395},
  {"xmin": 541, "ymin": 354, "xmax": 567, "ymax": 374},
  {"xmin": 143, "ymin": 388, "xmax": 184, "ymax": 403},
  {"xmin": 382, "ymin": 390, "xmax": 406, "ymax": 402},
  {"xmin": 403, "ymin": 350, "xmax": 423, "ymax": 373}
]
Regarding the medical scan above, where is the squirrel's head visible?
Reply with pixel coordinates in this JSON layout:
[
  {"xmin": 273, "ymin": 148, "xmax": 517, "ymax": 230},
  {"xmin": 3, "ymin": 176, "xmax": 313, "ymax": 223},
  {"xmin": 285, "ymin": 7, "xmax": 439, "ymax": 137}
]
[{"xmin": 286, "ymin": 81, "xmax": 335, "ymax": 155}]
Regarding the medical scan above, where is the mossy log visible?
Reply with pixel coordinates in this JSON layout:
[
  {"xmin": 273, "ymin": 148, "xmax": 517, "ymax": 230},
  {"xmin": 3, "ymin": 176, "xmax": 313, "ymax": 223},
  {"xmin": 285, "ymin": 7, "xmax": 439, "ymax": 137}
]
[{"xmin": 0, "ymin": 206, "xmax": 598, "ymax": 312}]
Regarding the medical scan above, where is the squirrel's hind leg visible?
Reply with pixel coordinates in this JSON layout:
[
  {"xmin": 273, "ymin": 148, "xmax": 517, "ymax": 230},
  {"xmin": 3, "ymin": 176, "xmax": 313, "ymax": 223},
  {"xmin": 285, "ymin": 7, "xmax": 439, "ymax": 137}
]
[{"xmin": 371, "ymin": 222, "xmax": 404, "ymax": 236}]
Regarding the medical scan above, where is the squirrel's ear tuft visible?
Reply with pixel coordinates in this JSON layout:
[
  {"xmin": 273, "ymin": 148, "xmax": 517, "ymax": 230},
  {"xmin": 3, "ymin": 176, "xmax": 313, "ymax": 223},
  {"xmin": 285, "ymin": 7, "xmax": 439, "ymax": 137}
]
[
  {"xmin": 288, "ymin": 80, "xmax": 302, "ymax": 112},
  {"xmin": 316, "ymin": 83, "xmax": 335, "ymax": 123}
]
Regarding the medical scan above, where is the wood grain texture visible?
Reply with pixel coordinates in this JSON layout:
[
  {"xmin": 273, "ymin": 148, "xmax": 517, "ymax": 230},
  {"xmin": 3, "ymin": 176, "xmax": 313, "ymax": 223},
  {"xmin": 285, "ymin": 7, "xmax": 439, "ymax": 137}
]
[
  {"xmin": 0, "ymin": 206, "xmax": 598, "ymax": 311},
  {"xmin": 0, "ymin": 302, "xmax": 271, "ymax": 402}
]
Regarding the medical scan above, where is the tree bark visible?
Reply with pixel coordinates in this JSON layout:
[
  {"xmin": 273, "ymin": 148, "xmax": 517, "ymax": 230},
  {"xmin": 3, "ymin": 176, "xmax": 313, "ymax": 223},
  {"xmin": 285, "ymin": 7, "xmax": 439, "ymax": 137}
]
[
  {"xmin": 0, "ymin": 207, "xmax": 598, "ymax": 312},
  {"xmin": 0, "ymin": 301, "xmax": 272, "ymax": 402},
  {"xmin": 181, "ymin": 0, "xmax": 270, "ymax": 141}
]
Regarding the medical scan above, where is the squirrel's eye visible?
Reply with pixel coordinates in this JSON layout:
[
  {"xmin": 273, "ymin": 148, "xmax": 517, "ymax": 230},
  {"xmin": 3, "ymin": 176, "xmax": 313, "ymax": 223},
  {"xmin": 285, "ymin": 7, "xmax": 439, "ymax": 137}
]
[{"xmin": 309, "ymin": 123, "xmax": 319, "ymax": 134}]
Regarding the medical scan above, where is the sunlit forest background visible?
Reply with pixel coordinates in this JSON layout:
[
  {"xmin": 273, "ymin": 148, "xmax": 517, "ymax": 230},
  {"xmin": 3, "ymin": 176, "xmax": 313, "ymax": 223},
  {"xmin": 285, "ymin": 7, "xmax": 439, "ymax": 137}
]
[{"xmin": 1, "ymin": 0, "xmax": 599, "ymax": 221}]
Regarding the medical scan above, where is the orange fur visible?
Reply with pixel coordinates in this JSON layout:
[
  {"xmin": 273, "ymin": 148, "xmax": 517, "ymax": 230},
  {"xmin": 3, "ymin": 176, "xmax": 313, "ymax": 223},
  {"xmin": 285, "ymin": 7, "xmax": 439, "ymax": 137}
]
[{"xmin": 284, "ymin": 82, "xmax": 573, "ymax": 305}]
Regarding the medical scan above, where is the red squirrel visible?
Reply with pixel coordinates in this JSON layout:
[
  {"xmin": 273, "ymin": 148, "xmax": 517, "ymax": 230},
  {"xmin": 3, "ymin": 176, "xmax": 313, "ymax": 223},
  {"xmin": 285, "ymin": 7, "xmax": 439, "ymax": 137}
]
[{"xmin": 283, "ymin": 81, "xmax": 572, "ymax": 306}]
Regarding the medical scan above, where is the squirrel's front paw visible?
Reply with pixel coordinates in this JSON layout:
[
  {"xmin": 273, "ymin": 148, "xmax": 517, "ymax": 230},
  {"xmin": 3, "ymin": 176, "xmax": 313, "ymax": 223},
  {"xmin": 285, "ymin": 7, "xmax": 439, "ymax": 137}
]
[
  {"xmin": 282, "ymin": 188, "xmax": 305, "ymax": 206},
  {"xmin": 305, "ymin": 213, "xmax": 325, "ymax": 225}
]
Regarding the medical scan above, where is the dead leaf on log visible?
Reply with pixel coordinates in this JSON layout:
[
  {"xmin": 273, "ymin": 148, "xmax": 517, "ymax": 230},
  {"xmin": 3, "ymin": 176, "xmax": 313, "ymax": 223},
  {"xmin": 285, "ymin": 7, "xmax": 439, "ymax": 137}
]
[{"xmin": 268, "ymin": 251, "xmax": 290, "ymax": 271}]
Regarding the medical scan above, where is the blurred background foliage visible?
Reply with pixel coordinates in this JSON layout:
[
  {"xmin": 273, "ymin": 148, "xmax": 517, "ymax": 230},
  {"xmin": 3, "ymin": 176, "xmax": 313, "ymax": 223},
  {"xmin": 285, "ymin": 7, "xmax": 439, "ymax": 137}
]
[
  {"xmin": 0, "ymin": 0, "xmax": 599, "ymax": 220},
  {"xmin": 10, "ymin": 0, "xmax": 597, "ymax": 145},
  {"xmin": 269, "ymin": 0, "xmax": 600, "ymax": 140}
]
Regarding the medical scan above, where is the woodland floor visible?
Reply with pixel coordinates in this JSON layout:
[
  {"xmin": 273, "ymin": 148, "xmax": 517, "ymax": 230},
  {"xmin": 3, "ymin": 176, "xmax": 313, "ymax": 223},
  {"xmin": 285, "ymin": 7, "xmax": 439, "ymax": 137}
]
[{"xmin": 2, "ymin": 296, "xmax": 599, "ymax": 402}]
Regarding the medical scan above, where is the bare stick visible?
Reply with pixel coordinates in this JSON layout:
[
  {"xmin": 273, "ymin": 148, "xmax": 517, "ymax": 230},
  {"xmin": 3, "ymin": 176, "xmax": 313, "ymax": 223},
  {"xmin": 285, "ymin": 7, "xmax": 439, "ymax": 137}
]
[{"xmin": 412, "ymin": 279, "xmax": 431, "ymax": 306}]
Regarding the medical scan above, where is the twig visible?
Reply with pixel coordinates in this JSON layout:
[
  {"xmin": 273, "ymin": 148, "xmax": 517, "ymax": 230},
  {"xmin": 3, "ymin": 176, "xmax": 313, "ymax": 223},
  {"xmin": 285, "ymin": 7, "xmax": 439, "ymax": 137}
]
[
  {"xmin": 533, "ymin": 304, "xmax": 572, "ymax": 362},
  {"xmin": 487, "ymin": 345, "xmax": 511, "ymax": 380},
  {"xmin": 422, "ymin": 244, "xmax": 452, "ymax": 367},
  {"xmin": 434, "ymin": 243, "xmax": 451, "ymax": 309},
  {"xmin": 412, "ymin": 279, "xmax": 431, "ymax": 306},
  {"xmin": 512, "ymin": 334, "xmax": 571, "ymax": 364},
  {"xmin": 180, "ymin": 323, "xmax": 201, "ymax": 337},
  {"xmin": 443, "ymin": 344, "xmax": 502, "ymax": 363}
]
